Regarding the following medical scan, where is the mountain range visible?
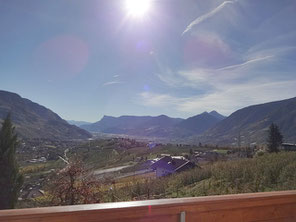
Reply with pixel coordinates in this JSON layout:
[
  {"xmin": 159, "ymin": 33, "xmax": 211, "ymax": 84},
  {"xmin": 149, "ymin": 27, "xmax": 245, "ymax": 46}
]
[
  {"xmin": 81, "ymin": 111, "xmax": 225, "ymax": 138},
  {"xmin": 81, "ymin": 98, "xmax": 296, "ymax": 145},
  {"xmin": 0, "ymin": 90, "xmax": 91, "ymax": 140},
  {"xmin": 1, "ymin": 89, "xmax": 295, "ymax": 145}
]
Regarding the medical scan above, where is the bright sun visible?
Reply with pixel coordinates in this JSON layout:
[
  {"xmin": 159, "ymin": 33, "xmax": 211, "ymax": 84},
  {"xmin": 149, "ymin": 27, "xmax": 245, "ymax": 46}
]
[{"xmin": 125, "ymin": 0, "xmax": 152, "ymax": 18}]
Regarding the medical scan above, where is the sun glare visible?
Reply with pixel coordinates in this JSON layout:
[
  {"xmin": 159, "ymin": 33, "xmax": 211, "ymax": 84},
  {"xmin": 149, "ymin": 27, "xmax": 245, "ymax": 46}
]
[{"xmin": 125, "ymin": 0, "xmax": 152, "ymax": 18}]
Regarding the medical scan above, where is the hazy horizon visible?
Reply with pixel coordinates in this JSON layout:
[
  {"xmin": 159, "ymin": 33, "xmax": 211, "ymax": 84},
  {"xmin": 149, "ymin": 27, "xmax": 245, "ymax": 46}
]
[{"xmin": 1, "ymin": 0, "xmax": 296, "ymax": 122}]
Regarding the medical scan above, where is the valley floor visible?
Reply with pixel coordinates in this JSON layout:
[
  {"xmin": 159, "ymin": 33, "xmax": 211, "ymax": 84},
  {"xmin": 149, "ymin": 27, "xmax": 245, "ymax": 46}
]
[{"xmin": 16, "ymin": 138, "xmax": 296, "ymax": 208}]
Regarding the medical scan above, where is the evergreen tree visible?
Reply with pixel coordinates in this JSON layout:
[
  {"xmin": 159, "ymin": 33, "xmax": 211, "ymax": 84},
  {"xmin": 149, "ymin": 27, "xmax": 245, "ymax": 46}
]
[
  {"xmin": 267, "ymin": 123, "xmax": 283, "ymax": 153},
  {"xmin": 0, "ymin": 114, "xmax": 23, "ymax": 209}
]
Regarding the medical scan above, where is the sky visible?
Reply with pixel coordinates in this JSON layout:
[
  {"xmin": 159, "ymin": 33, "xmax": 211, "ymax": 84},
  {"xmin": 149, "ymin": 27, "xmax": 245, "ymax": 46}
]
[{"xmin": 1, "ymin": 0, "xmax": 296, "ymax": 122}]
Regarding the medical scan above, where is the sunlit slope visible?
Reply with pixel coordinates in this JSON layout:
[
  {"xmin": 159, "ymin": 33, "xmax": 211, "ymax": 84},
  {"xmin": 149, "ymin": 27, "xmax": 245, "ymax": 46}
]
[
  {"xmin": 0, "ymin": 90, "xmax": 91, "ymax": 140},
  {"xmin": 201, "ymin": 97, "xmax": 296, "ymax": 145}
]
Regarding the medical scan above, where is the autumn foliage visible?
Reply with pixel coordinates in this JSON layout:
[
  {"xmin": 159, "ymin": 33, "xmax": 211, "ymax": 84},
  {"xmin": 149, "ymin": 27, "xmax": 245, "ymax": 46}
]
[{"xmin": 50, "ymin": 160, "xmax": 101, "ymax": 205}]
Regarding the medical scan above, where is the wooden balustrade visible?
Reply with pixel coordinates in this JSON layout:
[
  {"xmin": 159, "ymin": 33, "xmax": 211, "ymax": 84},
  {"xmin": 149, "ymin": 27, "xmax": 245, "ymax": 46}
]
[{"xmin": 1, "ymin": 190, "xmax": 296, "ymax": 222}]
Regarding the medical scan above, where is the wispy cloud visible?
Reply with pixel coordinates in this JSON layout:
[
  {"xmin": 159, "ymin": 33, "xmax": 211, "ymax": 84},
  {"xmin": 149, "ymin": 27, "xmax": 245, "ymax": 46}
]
[
  {"xmin": 182, "ymin": 0, "xmax": 237, "ymax": 35},
  {"xmin": 163, "ymin": 54, "xmax": 275, "ymax": 91},
  {"xmin": 102, "ymin": 81, "xmax": 123, "ymax": 86},
  {"xmin": 150, "ymin": 46, "xmax": 295, "ymax": 115},
  {"xmin": 177, "ymin": 80, "xmax": 296, "ymax": 114},
  {"xmin": 139, "ymin": 92, "xmax": 185, "ymax": 107},
  {"xmin": 140, "ymin": 0, "xmax": 296, "ymax": 116},
  {"xmin": 138, "ymin": 80, "xmax": 296, "ymax": 116},
  {"xmin": 217, "ymin": 55, "xmax": 274, "ymax": 71}
]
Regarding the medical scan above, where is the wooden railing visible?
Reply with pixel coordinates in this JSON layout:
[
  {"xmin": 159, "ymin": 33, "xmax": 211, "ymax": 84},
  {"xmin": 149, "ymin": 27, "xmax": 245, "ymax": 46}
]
[{"xmin": 1, "ymin": 191, "xmax": 296, "ymax": 222}]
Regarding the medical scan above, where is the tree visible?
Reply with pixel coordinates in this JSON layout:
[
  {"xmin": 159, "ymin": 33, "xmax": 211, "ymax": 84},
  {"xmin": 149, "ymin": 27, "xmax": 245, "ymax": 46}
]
[
  {"xmin": 267, "ymin": 123, "xmax": 283, "ymax": 153},
  {"xmin": 50, "ymin": 159, "xmax": 101, "ymax": 205},
  {"xmin": 0, "ymin": 114, "xmax": 23, "ymax": 209}
]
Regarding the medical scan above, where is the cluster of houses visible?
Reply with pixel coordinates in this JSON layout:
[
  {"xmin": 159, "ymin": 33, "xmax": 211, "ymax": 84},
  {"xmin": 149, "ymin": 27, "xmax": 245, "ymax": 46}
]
[
  {"xmin": 150, "ymin": 155, "xmax": 195, "ymax": 177},
  {"xmin": 20, "ymin": 184, "xmax": 45, "ymax": 200},
  {"xmin": 27, "ymin": 157, "xmax": 47, "ymax": 163},
  {"xmin": 109, "ymin": 138, "xmax": 148, "ymax": 149},
  {"xmin": 282, "ymin": 143, "xmax": 296, "ymax": 151},
  {"xmin": 148, "ymin": 150, "xmax": 223, "ymax": 177},
  {"xmin": 18, "ymin": 139, "xmax": 79, "ymax": 163},
  {"xmin": 192, "ymin": 151, "xmax": 220, "ymax": 163},
  {"xmin": 148, "ymin": 143, "xmax": 296, "ymax": 178}
]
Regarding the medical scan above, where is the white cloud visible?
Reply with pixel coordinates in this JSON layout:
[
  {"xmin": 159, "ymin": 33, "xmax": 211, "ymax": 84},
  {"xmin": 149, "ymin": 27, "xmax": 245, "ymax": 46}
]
[
  {"xmin": 247, "ymin": 32, "xmax": 296, "ymax": 55},
  {"xmin": 151, "ymin": 45, "xmax": 295, "ymax": 114},
  {"xmin": 155, "ymin": 68, "xmax": 190, "ymax": 88},
  {"xmin": 182, "ymin": 0, "xmax": 237, "ymax": 35},
  {"xmin": 138, "ymin": 80, "xmax": 296, "ymax": 116},
  {"xmin": 147, "ymin": 0, "xmax": 296, "ymax": 116},
  {"xmin": 217, "ymin": 55, "xmax": 274, "ymax": 71},
  {"xmin": 166, "ymin": 54, "xmax": 275, "ymax": 91},
  {"xmin": 139, "ymin": 92, "xmax": 186, "ymax": 107},
  {"xmin": 178, "ymin": 80, "xmax": 296, "ymax": 114},
  {"xmin": 102, "ymin": 81, "xmax": 123, "ymax": 86},
  {"xmin": 151, "ymin": 43, "xmax": 295, "ymax": 115}
]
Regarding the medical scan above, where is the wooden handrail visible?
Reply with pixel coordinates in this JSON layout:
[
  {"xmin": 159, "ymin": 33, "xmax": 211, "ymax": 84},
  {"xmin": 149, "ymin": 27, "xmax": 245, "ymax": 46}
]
[{"xmin": 1, "ymin": 191, "xmax": 296, "ymax": 222}]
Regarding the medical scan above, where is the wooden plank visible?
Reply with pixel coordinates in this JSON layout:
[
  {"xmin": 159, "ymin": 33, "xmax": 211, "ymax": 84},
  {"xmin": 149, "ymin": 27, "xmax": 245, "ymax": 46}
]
[
  {"xmin": 0, "ymin": 191, "xmax": 296, "ymax": 222},
  {"xmin": 255, "ymin": 217, "xmax": 296, "ymax": 222},
  {"xmin": 192, "ymin": 204, "xmax": 296, "ymax": 222},
  {"xmin": 2, "ymin": 191, "xmax": 296, "ymax": 217},
  {"xmin": 242, "ymin": 204, "xmax": 296, "ymax": 221}
]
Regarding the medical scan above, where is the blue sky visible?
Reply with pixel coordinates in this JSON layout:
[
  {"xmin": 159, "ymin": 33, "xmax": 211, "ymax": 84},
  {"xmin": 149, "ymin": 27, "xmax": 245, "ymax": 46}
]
[{"xmin": 1, "ymin": 0, "xmax": 296, "ymax": 122}]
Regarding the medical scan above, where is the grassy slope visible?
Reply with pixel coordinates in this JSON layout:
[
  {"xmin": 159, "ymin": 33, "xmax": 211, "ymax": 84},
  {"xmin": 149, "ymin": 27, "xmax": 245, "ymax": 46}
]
[
  {"xmin": 108, "ymin": 152, "xmax": 296, "ymax": 201},
  {"xmin": 19, "ymin": 139, "xmax": 296, "ymax": 206}
]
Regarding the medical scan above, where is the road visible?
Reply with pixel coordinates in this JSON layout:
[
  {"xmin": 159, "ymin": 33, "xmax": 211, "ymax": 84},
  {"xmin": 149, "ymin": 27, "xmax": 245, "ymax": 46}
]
[{"xmin": 93, "ymin": 165, "xmax": 131, "ymax": 175}]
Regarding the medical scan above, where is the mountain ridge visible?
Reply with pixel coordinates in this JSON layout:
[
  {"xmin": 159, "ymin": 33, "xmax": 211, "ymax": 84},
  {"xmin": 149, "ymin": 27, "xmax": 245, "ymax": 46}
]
[
  {"xmin": 67, "ymin": 120, "xmax": 92, "ymax": 127},
  {"xmin": 0, "ymin": 90, "xmax": 92, "ymax": 140},
  {"xmin": 3, "ymin": 90, "xmax": 294, "ymax": 145},
  {"xmin": 81, "ymin": 111, "xmax": 225, "ymax": 138},
  {"xmin": 200, "ymin": 97, "xmax": 296, "ymax": 145},
  {"xmin": 176, "ymin": 111, "xmax": 225, "ymax": 134}
]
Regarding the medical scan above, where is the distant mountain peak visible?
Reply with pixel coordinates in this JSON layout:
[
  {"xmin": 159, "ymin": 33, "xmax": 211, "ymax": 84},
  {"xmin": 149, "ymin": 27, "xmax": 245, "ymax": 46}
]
[
  {"xmin": 209, "ymin": 110, "xmax": 226, "ymax": 120},
  {"xmin": 210, "ymin": 110, "xmax": 219, "ymax": 114},
  {"xmin": 102, "ymin": 115, "xmax": 114, "ymax": 119},
  {"xmin": 176, "ymin": 111, "xmax": 224, "ymax": 135},
  {"xmin": 157, "ymin": 114, "xmax": 169, "ymax": 118}
]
